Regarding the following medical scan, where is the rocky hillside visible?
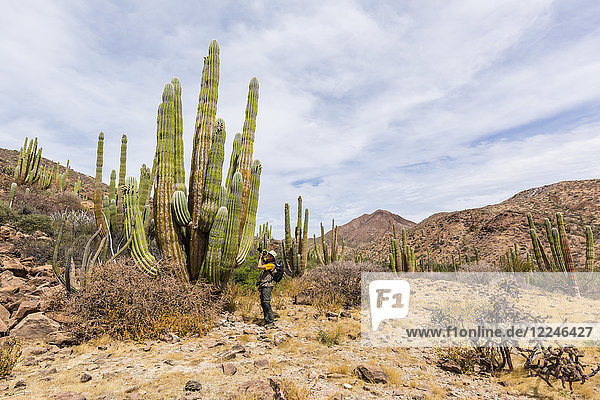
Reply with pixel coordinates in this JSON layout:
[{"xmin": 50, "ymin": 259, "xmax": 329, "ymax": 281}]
[
  {"xmin": 0, "ymin": 147, "xmax": 99, "ymax": 200},
  {"xmin": 366, "ymin": 179, "xmax": 600, "ymax": 266}
]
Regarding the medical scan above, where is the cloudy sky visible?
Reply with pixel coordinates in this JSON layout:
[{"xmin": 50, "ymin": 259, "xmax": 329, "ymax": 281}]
[{"xmin": 1, "ymin": 1, "xmax": 599, "ymax": 237}]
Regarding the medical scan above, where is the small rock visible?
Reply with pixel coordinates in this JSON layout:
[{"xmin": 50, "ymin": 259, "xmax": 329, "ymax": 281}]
[
  {"xmin": 222, "ymin": 362, "xmax": 237, "ymax": 375},
  {"xmin": 293, "ymin": 292, "xmax": 311, "ymax": 305},
  {"xmin": 343, "ymin": 383, "xmax": 353, "ymax": 389},
  {"xmin": 125, "ymin": 393, "xmax": 142, "ymax": 400},
  {"xmin": 159, "ymin": 332, "xmax": 180, "ymax": 343},
  {"xmin": 330, "ymin": 393, "xmax": 343, "ymax": 400},
  {"xmin": 13, "ymin": 379, "xmax": 26, "ymax": 389},
  {"xmin": 356, "ymin": 364, "xmax": 389, "ymax": 384},
  {"xmin": 243, "ymin": 328, "xmax": 258, "ymax": 335},
  {"xmin": 125, "ymin": 385, "xmax": 140, "ymax": 393},
  {"xmin": 340, "ymin": 310, "xmax": 352, "ymax": 318},
  {"xmin": 54, "ymin": 391, "xmax": 86, "ymax": 400},
  {"xmin": 80, "ymin": 372, "xmax": 92, "ymax": 383},
  {"xmin": 142, "ymin": 346, "xmax": 151, "ymax": 352},
  {"xmin": 254, "ymin": 358, "xmax": 269, "ymax": 369},
  {"xmin": 439, "ymin": 360, "xmax": 462, "ymax": 374},
  {"xmin": 238, "ymin": 379, "xmax": 275, "ymax": 400},
  {"xmin": 21, "ymin": 355, "xmax": 38, "ymax": 366},
  {"xmin": 184, "ymin": 380, "xmax": 202, "ymax": 392},
  {"xmin": 98, "ymin": 345, "xmax": 108, "ymax": 350},
  {"xmin": 41, "ymin": 367, "xmax": 58, "ymax": 376},
  {"xmin": 164, "ymin": 359, "xmax": 175, "ymax": 366},
  {"xmin": 46, "ymin": 331, "xmax": 77, "ymax": 347},
  {"xmin": 0, "ymin": 319, "xmax": 7, "ymax": 335}
]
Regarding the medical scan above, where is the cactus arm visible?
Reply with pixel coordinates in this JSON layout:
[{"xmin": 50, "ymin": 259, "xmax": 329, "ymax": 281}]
[
  {"xmin": 236, "ymin": 160, "xmax": 262, "ymax": 265},
  {"xmin": 202, "ymin": 206, "xmax": 227, "ymax": 284},
  {"xmin": 556, "ymin": 213, "xmax": 580, "ymax": 297},
  {"xmin": 189, "ymin": 39, "xmax": 220, "ymax": 278},
  {"xmin": 118, "ymin": 134, "xmax": 127, "ymax": 188},
  {"xmin": 237, "ymin": 77, "xmax": 259, "ymax": 235},
  {"xmin": 171, "ymin": 77, "xmax": 187, "ymax": 193},
  {"xmin": 172, "ymin": 190, "xmax": 192, "ymax": 227},
  {"xmin": 219, "ymin": 172, "xmax": 243, "ymax": 284},
  {"xmin": 109, "ymin": 170, "xmax": 116, "ymax": 202},
  {"xmin": 225, "ymin": 133, "xmax": 242, "ymax": 190},
  {"xmin": 198, "ymin": 118, "xmax": 226, "ymax": 231}
]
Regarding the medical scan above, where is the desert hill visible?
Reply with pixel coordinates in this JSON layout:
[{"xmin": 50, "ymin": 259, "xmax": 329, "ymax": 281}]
[
  {"xmin": 364, "ymin": 179, "xmax": 600, "ymax": 266},
  {"xmin": 318, "ymin": 209, "xmax": 415, "ymax": 248}
]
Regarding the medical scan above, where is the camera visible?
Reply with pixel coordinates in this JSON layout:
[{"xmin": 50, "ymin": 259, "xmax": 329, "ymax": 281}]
[{"xmin": 257, "ymin": 248, "xmax": 268, "ymax": 257}]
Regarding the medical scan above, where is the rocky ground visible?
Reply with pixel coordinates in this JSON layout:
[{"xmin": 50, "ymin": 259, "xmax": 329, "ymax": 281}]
[{"xmin": 2, "ymin": 223, "xmax": 600, "ymax": 399}]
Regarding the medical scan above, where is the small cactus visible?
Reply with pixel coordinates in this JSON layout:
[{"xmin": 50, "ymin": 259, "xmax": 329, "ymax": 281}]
[{"xmin": 8, "ymin": 182, "xmax": 17, "ymax": 208}]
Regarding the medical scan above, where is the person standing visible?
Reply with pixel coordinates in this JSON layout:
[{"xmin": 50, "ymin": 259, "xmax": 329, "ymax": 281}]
[{"xmin": 257, "ymin": 250, "xmax": 277, "ymax": 328}]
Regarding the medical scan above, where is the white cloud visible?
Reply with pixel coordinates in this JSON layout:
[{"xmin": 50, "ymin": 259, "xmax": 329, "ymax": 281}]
[{"xmin": 0, "ymin": 0, "xmax": 599, "ymax": 239}]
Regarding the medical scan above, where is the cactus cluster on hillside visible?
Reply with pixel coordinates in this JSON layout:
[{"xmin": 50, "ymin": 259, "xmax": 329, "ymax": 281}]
[
  {"xmin": 389, "ymin": 226, "xmax": 416, "ymax": 272},
  {"xmin": 527, "ymin": 212, "xmax": 586, "ymax": 297},
  {"xmin": 257, "ymin": 222, "xmax": 272, "ymax": 251},
  {"xmin": 282, "ymin": 196, "xmax": 308, "ymax": 276},
  {"xmin": 315, "ymin": 219, "xmax": 344, "ymax": 266},
  {"xmin": 14, "ymin": 137, "xmax": 42, "ymax": 184}
]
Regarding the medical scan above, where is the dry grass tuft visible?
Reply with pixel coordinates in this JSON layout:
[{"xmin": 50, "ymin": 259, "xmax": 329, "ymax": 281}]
[
  {"xmin": 0, "ymin": 338, "xmax": 21, "ymax": 377},
  {"xmin": 49, "ymin": 261, "xmax": 222, "ymax": 342},
  {"xmin": 281, "ymin": 378, "xmax": 312, "ymax": 400}
]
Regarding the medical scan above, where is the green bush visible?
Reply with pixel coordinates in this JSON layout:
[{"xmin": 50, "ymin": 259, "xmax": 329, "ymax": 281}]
[
  {"xmin": 231, "ymin": 253, "xmax": 261, "ymax": 292},
  {"xmin": 0, "ymin": 203, "xmax": 17, "ymax": 225},
  {"xmin": 16, "ymin": 213, "xmax": 53, "ymax": 236}
]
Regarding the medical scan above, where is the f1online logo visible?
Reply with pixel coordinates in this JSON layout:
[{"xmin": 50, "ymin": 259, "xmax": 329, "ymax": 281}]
[{"xmin": 369, "ymin": 280, "xmax": 410, "ymax": 330}]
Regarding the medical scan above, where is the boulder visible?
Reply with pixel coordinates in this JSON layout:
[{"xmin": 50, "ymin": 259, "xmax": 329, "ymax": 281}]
[
  {"xmin": 356, "ymin": 364, "xmax": 389, "ymax": 384},
  {"xmin": 0, "ymin": 257, "xmax": 27, "ymax": 277},
  {"xmin": 0, "ymin": 304, "xmax": 9, "ymax": 323},
  {"xmin": 12, "ymin": 300, "xmax": 40, "ymax": 320},
  {"xmin": 10, "ymin": 312, "xmax": 60, "ymax": 340}
]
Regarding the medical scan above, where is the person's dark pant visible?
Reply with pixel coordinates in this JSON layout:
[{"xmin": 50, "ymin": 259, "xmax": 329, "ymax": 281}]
[{"xmin": 259, "ymin": 286, "xmax": 274, "ymax": 324}]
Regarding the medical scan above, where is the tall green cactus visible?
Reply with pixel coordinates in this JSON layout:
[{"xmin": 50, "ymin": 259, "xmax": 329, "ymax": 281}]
[
  {"xmin": 94, "ymin": 133, "xmax": 108, "ymax": 233},
  {"xmin": 585, "ymin": 226, "xmax": 594, "ymax": 272},
  {"xmin": 154, "ymin": 83, "xmax": 188, "ymax": 281},
  {"xmin": 109, "ymin": 170, "xmax": 116, "ymax": 202},
  {"xmin": 8, "ymin": 183, "xmax": 16, "ymax": 209},
  {"xmin": 118, "ymin": 134, "xmax": 127, "ymax": 189}
]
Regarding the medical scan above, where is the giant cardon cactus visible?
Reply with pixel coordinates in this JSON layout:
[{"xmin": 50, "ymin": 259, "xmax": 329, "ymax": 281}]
[
  {"xmin": 282, "ymin": 196, "xmax": 308, "ymax": 276},
  {"xmin": 150, "ymin": 40, "xmax": 262, "ymax": 286}
]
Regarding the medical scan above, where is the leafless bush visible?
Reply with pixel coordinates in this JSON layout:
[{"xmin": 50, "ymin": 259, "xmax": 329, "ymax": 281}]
[
  {"xmin": 48, "ymin": 261, "xmax": 222, "ymax": 342},
  {"xmin": 296, "ymin": 261, "xmax": 387, "ymax": 308}
]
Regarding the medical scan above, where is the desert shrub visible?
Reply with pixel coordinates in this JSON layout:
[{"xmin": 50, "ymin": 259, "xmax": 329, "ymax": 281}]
[
  {"xmin": 16, "ymin": 213, "xmax": 53, "ymax": 235},
  {"xmin": 50, "ymin": 261, "xmax": 222, "ymax": 342},
  {"xmin": 317, "ymin": 327, "xmax": 344, "ymax": 347},
  {"xmin": 231, "ymin": 253, "xmax": 261, "ymax": 292},
  {"xmin": 0, "ymin": 338, "xmax": 22, "ymax": 377},
  {"xmin": 296, "ymin": 261, "xmax": 387, "ymax": 308},
  {"xmin": 0, "ymin": 203, "xmax": 17, "ymax": 224}
]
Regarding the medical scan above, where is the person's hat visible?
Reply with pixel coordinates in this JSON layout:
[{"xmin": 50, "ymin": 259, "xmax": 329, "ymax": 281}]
[{"xmin": 267, "ymin": 250, "xmax": 277, "ymax": 258}]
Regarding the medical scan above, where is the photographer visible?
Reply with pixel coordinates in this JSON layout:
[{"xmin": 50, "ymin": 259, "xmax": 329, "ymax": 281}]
[{"xmin": 257, "ymin": 249, "xmax": 277, "ymax": 328}]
